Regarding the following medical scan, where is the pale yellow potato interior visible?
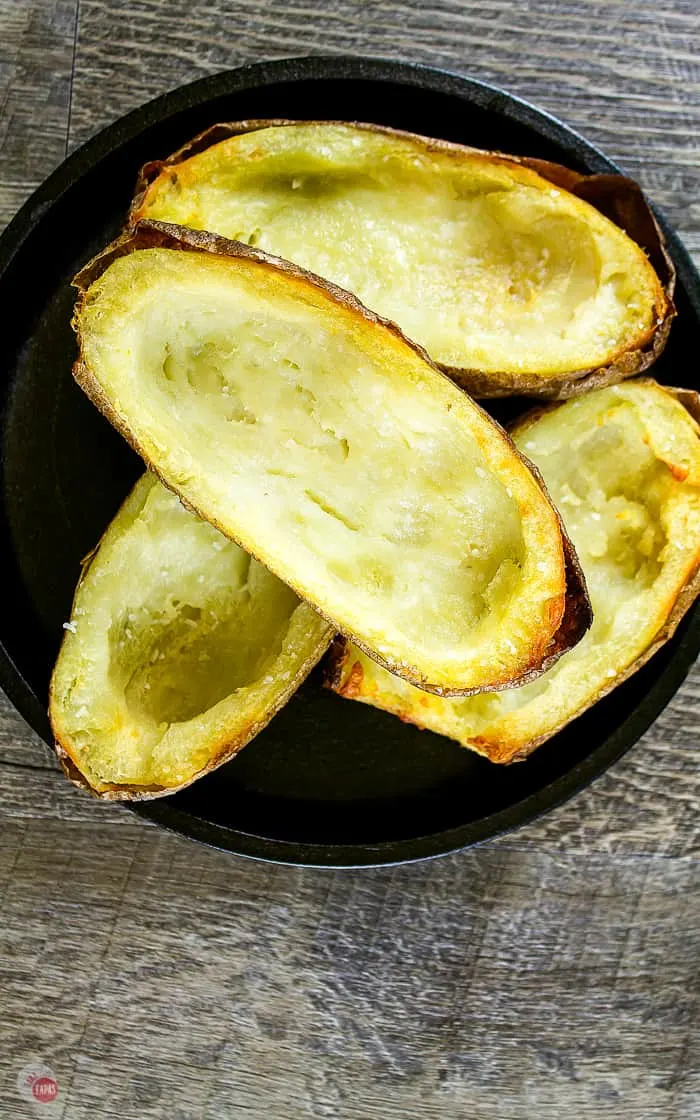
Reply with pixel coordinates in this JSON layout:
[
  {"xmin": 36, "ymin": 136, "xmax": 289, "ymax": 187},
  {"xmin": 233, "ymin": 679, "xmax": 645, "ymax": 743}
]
[
  {"xmin": 139, "ymin": 124, "xmax": 661, "ymax": 378},
  {"xmin": 77, "ymin": 246, "xmax": 568, "ymax": 693},
  {"xmin": 336, "ymin": 382, "xmax": 700, "ymax": 757},
  {"xmin": 50, "ymin": 474, "xmax": 332, "ymax": 792}
]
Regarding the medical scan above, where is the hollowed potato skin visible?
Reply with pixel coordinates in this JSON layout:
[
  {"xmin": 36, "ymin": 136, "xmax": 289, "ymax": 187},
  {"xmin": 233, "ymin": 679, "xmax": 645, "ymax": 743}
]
[
  {"xmin": 326, "ymin": 381, "xmax": 700, "ymax": 763},
  {"xmin": 50, "ymin": 474, "xmax": 334, "ymax": 800},
  {"xmin": 130, "ymin": 120, "xmax": 674, "ymax": 399},
  {"xmin": 71, "ymin": 221, "xmax": 592, "ymax": 697}
]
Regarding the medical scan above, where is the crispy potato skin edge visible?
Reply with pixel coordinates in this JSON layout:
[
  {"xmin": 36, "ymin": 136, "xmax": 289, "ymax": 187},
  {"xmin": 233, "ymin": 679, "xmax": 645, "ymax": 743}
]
[
  {"xmin": 51, "ymin": 685, "xmax": 328, "ymax": 801},
  {"xmin": 129, "ymin": 120, "xmax": 675, "ymax": 400}
]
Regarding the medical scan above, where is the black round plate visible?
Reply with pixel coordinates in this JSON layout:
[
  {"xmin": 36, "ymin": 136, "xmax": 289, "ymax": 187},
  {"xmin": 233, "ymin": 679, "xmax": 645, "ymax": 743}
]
[{"xmin": 1, "ymin": 56, "xmax": 698, "ymax": 867}]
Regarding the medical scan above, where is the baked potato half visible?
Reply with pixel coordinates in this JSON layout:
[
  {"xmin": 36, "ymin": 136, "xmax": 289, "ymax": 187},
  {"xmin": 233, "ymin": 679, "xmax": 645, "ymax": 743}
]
[
  {"xmin": 131, "ymin": 120, "xmax": 673, "ymax": 399},
  {"xmin": 49, "ymin": 473, "xmax": 334, "ymax": 799},
  {"xmin": 326, "ymin": 380, "xmax": 700, "ymax": 762},
  {"xmin": 72, "ymin": 220, "xmax": 590, "ymax": 696}
]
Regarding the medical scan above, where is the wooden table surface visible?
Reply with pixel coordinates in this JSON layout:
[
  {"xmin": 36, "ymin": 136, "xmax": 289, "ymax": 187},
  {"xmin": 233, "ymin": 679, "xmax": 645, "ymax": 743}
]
[{"xmin": 1, "ymin": 2, "xmax": 699, "ymax": 1117}]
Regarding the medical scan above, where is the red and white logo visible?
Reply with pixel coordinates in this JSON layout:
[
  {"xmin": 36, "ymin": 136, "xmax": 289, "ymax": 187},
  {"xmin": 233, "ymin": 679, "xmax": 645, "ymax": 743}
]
[{"xmin": 17, "ymin": 1062, "xmax": 59, "ymax": 1105}]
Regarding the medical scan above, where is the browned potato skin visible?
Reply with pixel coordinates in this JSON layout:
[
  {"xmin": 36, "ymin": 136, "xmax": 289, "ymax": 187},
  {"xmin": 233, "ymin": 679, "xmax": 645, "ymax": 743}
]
[
  {"xmin": 325, "ymin": 382, "xmax": 700, "ymax": 763},
  {"xmin": 72, "ymin": 220, "xmax": 592, "ymax": 695},
  {"xmin": 50, "ymin": 490, "xmax": 334, "ymax": 802},
  {"xmin": 130, "ymin": 120, "xmax": 675, "ymax": 400},
  {"xmin": 504, "ymin": 382, "xmax": 700, "ymax": 704}
]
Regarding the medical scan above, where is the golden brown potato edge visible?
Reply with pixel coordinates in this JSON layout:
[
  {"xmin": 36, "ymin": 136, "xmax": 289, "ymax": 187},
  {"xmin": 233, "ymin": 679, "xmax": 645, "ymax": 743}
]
[{"xmin": 129, "ymin": 120, "xmax": 675, "ymax": 400}]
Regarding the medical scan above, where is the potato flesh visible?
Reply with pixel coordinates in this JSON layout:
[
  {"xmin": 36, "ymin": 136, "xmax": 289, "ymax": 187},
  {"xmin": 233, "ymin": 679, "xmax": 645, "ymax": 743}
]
[
  {"xmin": 139, "ymin": 124, "xmax": 660, "ymax": 379},
  {"xmin": 334, "ymin": 382, "xmax": 700, "ymax": 758},
  {"xmin": 50, "ymin": 475, "xmax": 332, "ymax": 792},
  {"xmin": 77, "ymin": 246, "xmax": 568, "ymax": 693}
]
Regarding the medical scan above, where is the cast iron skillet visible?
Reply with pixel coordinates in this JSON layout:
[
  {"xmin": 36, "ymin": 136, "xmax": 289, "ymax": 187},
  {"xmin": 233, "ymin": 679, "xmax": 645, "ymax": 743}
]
[{"xmin": 0, "ymin": 56, "xmax": 698, "ymax": 867}]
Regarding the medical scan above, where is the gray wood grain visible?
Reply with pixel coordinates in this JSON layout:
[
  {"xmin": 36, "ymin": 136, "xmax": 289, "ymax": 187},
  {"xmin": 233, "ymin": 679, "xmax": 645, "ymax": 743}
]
[
  {"xmin": 0, "ymin": 0, "xmax": 78, "ymax": 228},
  {"xmin": 1, "ymin": 1, "xmax": 700, "ymax": 1118},
  {"xmin": 1, "ymin": 817, "xmax": 699, "ymax": 1120}
]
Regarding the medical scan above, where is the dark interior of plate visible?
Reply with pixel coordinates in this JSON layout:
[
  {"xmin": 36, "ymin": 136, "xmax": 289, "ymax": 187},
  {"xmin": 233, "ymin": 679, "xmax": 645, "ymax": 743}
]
[{"xmin": 1, "ymin": 56, "xmax": 699, "ymax": 866}]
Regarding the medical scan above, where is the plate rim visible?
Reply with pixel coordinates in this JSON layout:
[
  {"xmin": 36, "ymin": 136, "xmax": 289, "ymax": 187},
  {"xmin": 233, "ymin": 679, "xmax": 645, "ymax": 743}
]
[{"xmin": 1, "ymin": 53, "xmax": 698, "ymax": 867}]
